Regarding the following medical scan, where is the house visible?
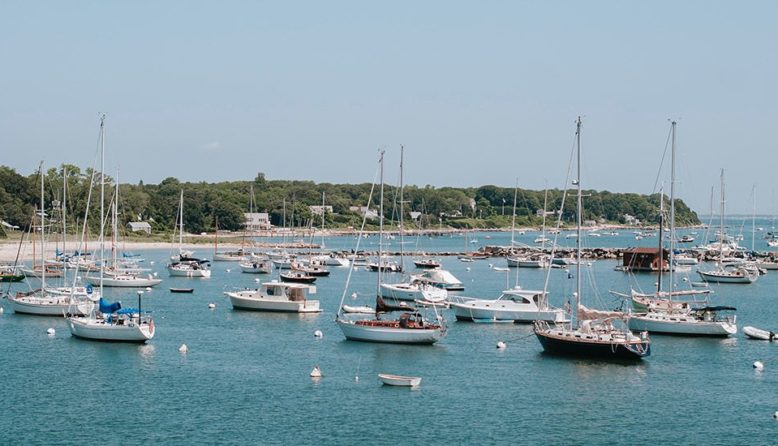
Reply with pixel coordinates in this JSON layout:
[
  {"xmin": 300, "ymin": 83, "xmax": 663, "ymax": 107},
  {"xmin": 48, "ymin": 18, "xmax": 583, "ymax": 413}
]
[
  {"xmin": 309, "ymin": 205, "xmax": 333, "ymax": 216},
  {"xmin": 127, "ymin": 221, "xmax": 152, "ymax": 234},
  {"xmin": 244, "ymin": 212, "xmax": 272, "ymax": 230},
  {"xmin": 622, "ymin": 247, "xmax": 669, "ymax": 272},
  {"xmin": 624, "ymin": 214, "xmax": 641, "ymax": 225},
  {"xmin": 409, "ymin": 211, "xmax": 422, "ymax": 221},
  {"xmin": 348, "ymin": 206, "xmax": 378, "ymax": 220}
]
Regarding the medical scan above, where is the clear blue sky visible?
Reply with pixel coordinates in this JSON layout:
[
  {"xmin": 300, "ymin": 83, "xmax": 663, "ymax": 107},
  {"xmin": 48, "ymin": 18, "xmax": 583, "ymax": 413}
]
[{"xmin": 2, "ymin": 1, "xmax": 776, "ymax": 214}]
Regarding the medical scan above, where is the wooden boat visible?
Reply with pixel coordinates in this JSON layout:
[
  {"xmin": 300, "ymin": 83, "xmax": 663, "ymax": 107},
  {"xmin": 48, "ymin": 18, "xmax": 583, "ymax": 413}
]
[
  {"xmin": 378, "ymin": 373, "xmax": 421, "ymax": 387},
  {"xmin": 743, "ymin": 326, "xmax": 775, "ymax": 341},
  {"xmin": 170, "ymin": 288, "xmax": 194, "ymax": 293}
]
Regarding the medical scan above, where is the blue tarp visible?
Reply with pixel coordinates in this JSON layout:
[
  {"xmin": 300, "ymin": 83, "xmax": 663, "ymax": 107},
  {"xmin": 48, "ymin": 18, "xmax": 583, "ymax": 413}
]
[{"xmin": 99, "ymin": 298, "xmax": 121, "ymax": 314}]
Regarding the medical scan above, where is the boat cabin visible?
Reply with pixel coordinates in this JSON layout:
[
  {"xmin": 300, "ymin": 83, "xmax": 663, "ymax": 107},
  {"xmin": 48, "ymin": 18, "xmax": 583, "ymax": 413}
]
[{"xmin": 262, "ymin": 282, "xmax": 316, "ymax": 301}]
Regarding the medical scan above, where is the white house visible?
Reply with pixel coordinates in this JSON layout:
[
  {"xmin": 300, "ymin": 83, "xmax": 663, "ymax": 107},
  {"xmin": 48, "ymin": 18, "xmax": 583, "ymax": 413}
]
[
  {"xmin": 348, "ymin": 206, "xmax": 378, "ymax": 220},
  {"xmin": 244, "ymin": 212, "xmax": 271, "ymax": 230},
  {"xmin": 127, "ymin": 221, "xmax": 152, "ymax": 234},
  {"xmin": 309, "ymin": 205, "xmax": 333, "ymax": 216}
]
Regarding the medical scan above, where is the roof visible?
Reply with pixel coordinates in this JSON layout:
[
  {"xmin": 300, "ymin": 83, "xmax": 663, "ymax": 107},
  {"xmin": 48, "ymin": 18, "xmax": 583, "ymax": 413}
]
[{"xmin": 127, "ymin": 221, "xmax": 151, "ymax": 229}]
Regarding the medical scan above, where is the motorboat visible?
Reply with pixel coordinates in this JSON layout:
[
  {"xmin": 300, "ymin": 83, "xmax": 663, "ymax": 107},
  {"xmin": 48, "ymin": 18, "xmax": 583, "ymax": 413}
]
[
  {"xmin": 380, "ymin": 281, "xmax": 448, "ymax": 302},
  {"xmin": 225, "ymin": 281, "xmax": 320, "ymax": 313},
  {"xmin": 239, "ymin": 258, "xmax": 272, "ymax": 274},
  {"xmin": 450, "ymin": 288, "xmax": 567, "ymax": 323},
  {"xmin": 411, "ymin": 269, "xmax": 464, "ymax": 291},
  {"xmin": 743, "ymin": 326, "xmax": 775, "ymax": 341},
  {"xmin": 280, "ymin": 271, "xmax": 317, "ymax": 284},
  {"xmin": 413, "ymin": 258, "xmax": 441, "ymax": 269}
]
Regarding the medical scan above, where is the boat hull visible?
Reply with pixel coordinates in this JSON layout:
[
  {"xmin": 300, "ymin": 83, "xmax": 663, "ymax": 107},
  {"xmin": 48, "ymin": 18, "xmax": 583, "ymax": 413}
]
[
  {"xmin": 226, "ymin": 292, "xmax": 321, "ymax": 313},
  {"xmin": 7, "ymin": 295, "xmax": 87, "ymax": 316},
  {"xmin": 628, "ymin": 315, "xmax": 736, "ymax": 337},
  {"xmin": 451, "ymin": 302, "xmax": 566, "ymax": 323},
  {"xmin": 378, "ymin": 374, "xmax": 422, "ymax": 387},
  {"xmin": 534, "ymin": 329, "xmax": 650, "ymax": 360},
  {"xmin": 85, "ymin": 276, "xmax": 162, "ymax": 287},
  {"xmin": 336, "ymin": 319, "xmax": 443, "ymax": 344},
  {"xmin": 68, "ymin": 317, "xmax": 154, "ymax": 342},
  {"xmin": 743, "ymin": 326, "xmax": 775, "ymax": 340},
  {"xmin": 167, "ymin": 267, "xmax": 211, "ymax": 278}
]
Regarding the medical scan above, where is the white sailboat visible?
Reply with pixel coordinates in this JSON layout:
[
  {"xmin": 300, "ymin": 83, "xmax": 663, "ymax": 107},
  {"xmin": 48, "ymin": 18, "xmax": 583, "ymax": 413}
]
[
  {"xmin": 628, "ymin": 121, "xmax": 737, "ymax": 337},
  {"xmin": 8, "ymin": 164, "xmax": 88, "ymax": 316},
  {"xmin": 533, "ymin": 117, "xmax": 651, "ymax": 360},
  {"xmin": 167, "ymin": 190, "xmax": 211, "ymax": 278},
  {"xmin": 697, "ymin": 170, "xmax": 758, "ymax": 284},
  {"xmin": 68, "ymin": 115, "xmax": 155, "ymax": 342},
  {"xmin": 380, "ymin": 146, "xmax": 448, "ymax": 303},
  {"xmin": 336, "ymin": 150, "xmax": 446, "ymax": 345}
]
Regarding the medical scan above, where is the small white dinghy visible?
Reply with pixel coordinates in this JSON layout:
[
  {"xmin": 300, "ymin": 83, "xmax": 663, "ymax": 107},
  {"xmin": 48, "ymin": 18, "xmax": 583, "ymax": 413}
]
[
  {"xmin": 341, "ymin": 305, "xmax": 375, "ymax": 314},
  {"xmin": 378, "ymin": 373, "xmax": 422, "ymax": 387},
  {"xmin": 743, "ymin": 326, "xmax": 776, "ymax": 341}
]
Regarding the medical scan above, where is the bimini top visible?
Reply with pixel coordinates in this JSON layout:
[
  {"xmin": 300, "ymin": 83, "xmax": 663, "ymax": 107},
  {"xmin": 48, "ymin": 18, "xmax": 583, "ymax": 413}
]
[{"xmin": 696, "ymin": 306, "xmax": 737, "ymax": 312}]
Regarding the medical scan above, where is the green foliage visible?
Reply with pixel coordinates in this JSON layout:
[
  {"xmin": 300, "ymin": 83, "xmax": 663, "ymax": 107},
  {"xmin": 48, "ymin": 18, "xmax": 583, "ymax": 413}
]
[{"xmin": 0, "ymin": 164, "xmax": 701, "ymax": 236}]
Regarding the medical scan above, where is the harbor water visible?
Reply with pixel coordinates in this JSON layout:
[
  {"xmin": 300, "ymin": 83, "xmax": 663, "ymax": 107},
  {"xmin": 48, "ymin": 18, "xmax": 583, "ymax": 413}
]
[{"xmin": 2, "ymin": 227, "xmax": 777, "ymax": 445}]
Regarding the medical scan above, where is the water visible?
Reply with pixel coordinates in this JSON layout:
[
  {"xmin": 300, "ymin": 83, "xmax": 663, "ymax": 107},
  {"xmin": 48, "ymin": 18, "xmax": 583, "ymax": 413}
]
[{"xmin": 2, "ymin": 228, "xmax": 778, "ymax": 445}]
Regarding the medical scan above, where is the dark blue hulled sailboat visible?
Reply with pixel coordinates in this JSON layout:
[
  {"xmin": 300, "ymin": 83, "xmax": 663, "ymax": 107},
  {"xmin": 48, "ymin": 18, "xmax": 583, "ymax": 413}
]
[{"xmin": 533, "ymin": 117, "xmax": 650, "ymax": 361}]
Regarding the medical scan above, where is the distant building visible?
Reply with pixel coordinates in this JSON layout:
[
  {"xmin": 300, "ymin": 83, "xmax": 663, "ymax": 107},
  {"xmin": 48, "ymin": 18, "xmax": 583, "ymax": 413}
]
[
  {"xmin": 536, "ymin": 210, "xmax": 555, "ymax": 217},
  {"xmin": 244, "ymin": 212, "xmax": 271, "ymax": 230},
  {"xmin": 622, "ymin": 247, "xmax": 669, "ymax": 272},
  {"xmin": 127, "ymin": 221, "xmax": 152, "ymax": 234},
  {"xmin": 309, "ymin": 205, "xmax": 333, "ymax": 216},
  {"xmin": 409, "ymin": 211, "xmax": 422, "ymax": 221},
  {"xmin": 624, "ymin": 214, "xmax": 641, "ymax": 225},
  {"xmin": 349, "ymin": 206, "xmax": 378, "ymax": 220}
]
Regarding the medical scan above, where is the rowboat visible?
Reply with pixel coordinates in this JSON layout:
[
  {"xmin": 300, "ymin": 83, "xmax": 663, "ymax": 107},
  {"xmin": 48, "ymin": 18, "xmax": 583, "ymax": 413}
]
[
  {"xmin": 378, "ymin": 373, "xmax": 421, "ymax": 387},
  {"xmin": 170, "ymin": 288, "xmax": 194, "ymax": 293}
]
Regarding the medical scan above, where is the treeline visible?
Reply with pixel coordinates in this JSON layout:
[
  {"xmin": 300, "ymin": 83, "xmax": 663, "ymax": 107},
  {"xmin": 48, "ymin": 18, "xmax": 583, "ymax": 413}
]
[{"xmin": 0, "ymin": 165, "xmax": 700, "ymax": 237}]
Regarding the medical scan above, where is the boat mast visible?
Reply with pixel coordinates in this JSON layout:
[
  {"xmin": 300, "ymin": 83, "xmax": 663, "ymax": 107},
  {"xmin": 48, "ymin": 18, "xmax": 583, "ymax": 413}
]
[
  {"xmin": 62, "ymin": 166, "xmax": 67, "ymax": 259},
  {"xmin": 178, "ymin": 189, "xmax": 184, "ymax": 253},
  {"xmin": 751, "ymin": 185, "xmax": 756, "ymax": 252},
  {"xmin": 398, "ymin": 145, "xmax": 405, "ymax": 274},
  {"xmin": 669, "ymin": 120, "xmax": 677, "ymax": 294},
  {"xmin": 112, "ymin": 169, "xmax": 119, "ymax": 270},
  {"xmin": 377, "ymin": 150, "xmax": 385, "ymax": 297},
  {"xmin": 321, "ymin": 191, "xmax": 326, "ymax": 249},
  {"xmin": 99, "ymin": 114, "xmax": 105, "ymax": 293},
  {"xmin": 574, "ymin": 116, "xmax": 582, "ymax": 330},
  {"xmin": 719, "ymin": 169, "xmax": 725, "ymax": 264},
  {"xmin": 657, "ymin": 189, "xmax": 664, "ymax": 295},
  {"xmin": 541, "ymin": 184, "xmax": 548, "ymax": 249},
  {"xmin": 40, "ymin": 162, "xmax": 46, "ymax": 290}
]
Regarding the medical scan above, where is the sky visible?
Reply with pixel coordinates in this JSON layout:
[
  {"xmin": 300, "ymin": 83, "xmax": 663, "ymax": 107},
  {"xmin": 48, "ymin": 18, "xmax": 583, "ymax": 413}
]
[{"xmin": 1, "ymin": 1, "xmax": 777, "ymax": 215}]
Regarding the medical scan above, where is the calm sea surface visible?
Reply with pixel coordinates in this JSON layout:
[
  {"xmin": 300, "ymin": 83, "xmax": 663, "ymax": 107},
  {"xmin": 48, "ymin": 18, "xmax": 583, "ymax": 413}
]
[{"xmin": 2, "ymin": 220, "xmax": 777, "ymax": 445}]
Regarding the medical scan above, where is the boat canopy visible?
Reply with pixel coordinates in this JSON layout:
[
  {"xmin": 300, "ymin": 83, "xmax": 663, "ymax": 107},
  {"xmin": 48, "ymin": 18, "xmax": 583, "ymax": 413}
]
[
  {"xmin": 697, "ymin": 306, "xmax": 737, "ymax": 312},
  {"xmin": 98, "ymin": 298, "xmax": 121, "ymax": 313}
]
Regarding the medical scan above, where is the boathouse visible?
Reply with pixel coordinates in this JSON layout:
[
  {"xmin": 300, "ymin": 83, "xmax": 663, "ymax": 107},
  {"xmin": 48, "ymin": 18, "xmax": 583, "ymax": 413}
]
[{"xmin": 622, "ymin": 247, "xmax": 669, "ymax": 272}]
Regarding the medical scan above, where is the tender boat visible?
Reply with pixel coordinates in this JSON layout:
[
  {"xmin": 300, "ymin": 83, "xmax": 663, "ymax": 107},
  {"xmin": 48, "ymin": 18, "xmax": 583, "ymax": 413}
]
[
  {"xmin": 280, "ymin": 271, "xmax": 317, "ymax": 284},
  {"xmin": 743, "ymin": 326, "xmax": 775, "ymax": 341},
  {"xmin": 378, "ymin": 373, "xmax": 421, "ymax": 387},
  {"xmin": 225, "ymin": 281, "xmax": 320, "ymax": 313},
  {"xmin": 170, "ymin": 288, "xmax": 194, "ymax": 293}
]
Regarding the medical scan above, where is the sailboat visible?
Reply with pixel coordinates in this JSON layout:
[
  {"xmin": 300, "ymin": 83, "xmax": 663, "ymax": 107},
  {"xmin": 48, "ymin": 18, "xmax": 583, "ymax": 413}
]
[
  {"xmin": 85, "ymin": 175, "xmax": 161, "ymax": 287},
  {"xmin": 68, "ymin": 115, "xmax": 155, "ymax": 342},
  {"xmin": 336, "ymin": 150, "xmax": 447, "ymax": 344},
  {"xmin": 627, "ymin": 121, "xmax": 736, "ymax": 336},
  {"xmin": 8, "ymin": 165, "xmax": 88, "ymax": 316},
  {"xmin": 380, "ymin": 146, "xmax": 448, "ymax": 303},
  {"xmin": 533, "ymin": 117, "xmax": 650, "ymax": 360},
  {"xmin": 507, "ymin": 182, "xmax": 550, "ymax": 268},
  {"xmin": 697, "ymin": 170, "xmax": 758, "ymax": 284},
  {"xmin": 167, "ymin": 190, "xmax": 212, "ymax": 278}
]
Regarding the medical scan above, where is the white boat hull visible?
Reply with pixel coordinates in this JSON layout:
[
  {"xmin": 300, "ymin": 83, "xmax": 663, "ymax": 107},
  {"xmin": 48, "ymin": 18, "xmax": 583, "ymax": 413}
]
[
  {"xmin": 628, "ymin": 314, "xmax": 736, "ymax": 336},
  {"xmin": 85, "ymin": 275, "xmax": 162, "ymax": 287},
  {"xmin": 226, "ymin": 291, "xmax": 320, "ymax": 313},
  {"xmin": 336, "ymin": 319, "xmax": 444, "ymax": 344},
  {"xmin": 7, "ymin": 294, "xmax": 87, "ymax": 316},
  {"xmin": 450, "ymin": 300, "xmax": 566, "ymax": 323},
  {"xmin": 167, "ymin": 266, "xmax": 211, "ymax": 278},
  {"xmin": 68, "ymin": 317, "xmax": 154, "ymax": 342},
  {"xmin": 743, "ymin": 326, "xmax": 775, "ymax": 340},
  {"xmin": 380, "ymin": 283, "xmax": 448, "ymax": 302},
  {"xmin": 378, "ymin": 374, "xmax": 421, "ymax": 387}
]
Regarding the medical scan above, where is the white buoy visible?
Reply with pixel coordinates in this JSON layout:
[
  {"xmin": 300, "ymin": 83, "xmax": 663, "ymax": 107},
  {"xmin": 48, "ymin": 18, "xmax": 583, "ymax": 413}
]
[
  {"xmin": 150, "ymin": 261, "xmax": 155, "ymax": 265},
  {"xmin": 355, "ymin": 375, "xmax": 359, "ymax": 382},
  {"xmin": 682, "ymin": 277, "xmax": 688, "ymax": 282},
  {"xmin": 0, "ymin": 307, "xmax": 4, "ymax": 315},
  {"xmin": 754, "ymin": 361, "xmax": 765, "ymax": 371},
  {"xmin": 145, "ymin": 287, "xmax": 152, "ymax": 292},
  {"xmin": 153, "ymin": 272, "xmax": 158, "ymax": 277},
  {"xmin": 488, "ymin": 263, "xmax": 493, "ymax": 268},
  {"xmin": 226, "ymin": 269, "xmax": 231, "ymax": 273},
  {"xmin": 351, "ymin": 292, "xmax": 358, "ymax": 299},
  {"xmin": 254, "ymin": 278, "xmax": 261, "ymax": 283},
  {"xmin": 496, "ymin": 341, "xmax": 507, "ymax": 349},
  {"xmin": 178, "ymin": 344, "xmax": 189, "ymax": 353},
  {"xmin": 310, "ymin": 366, "xmax": 322, "ymax": 378},
  {"xmin": 773, "ymin": 411, "xmax": 778, "ymax": 419},
  {"xmin": 466, "ymin": 267, "xmax": 471, "ymax": 271},
  {"xmin": 208, "ymin": 303, "xmax": 216, "ymax": 309},
  {"xmin": 314, "ymin": 329, "xmax": 323, "ymax": 338},
  {"xmin": 46, "ymin": 328, "xmax": 55, "ymax": 336}
]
